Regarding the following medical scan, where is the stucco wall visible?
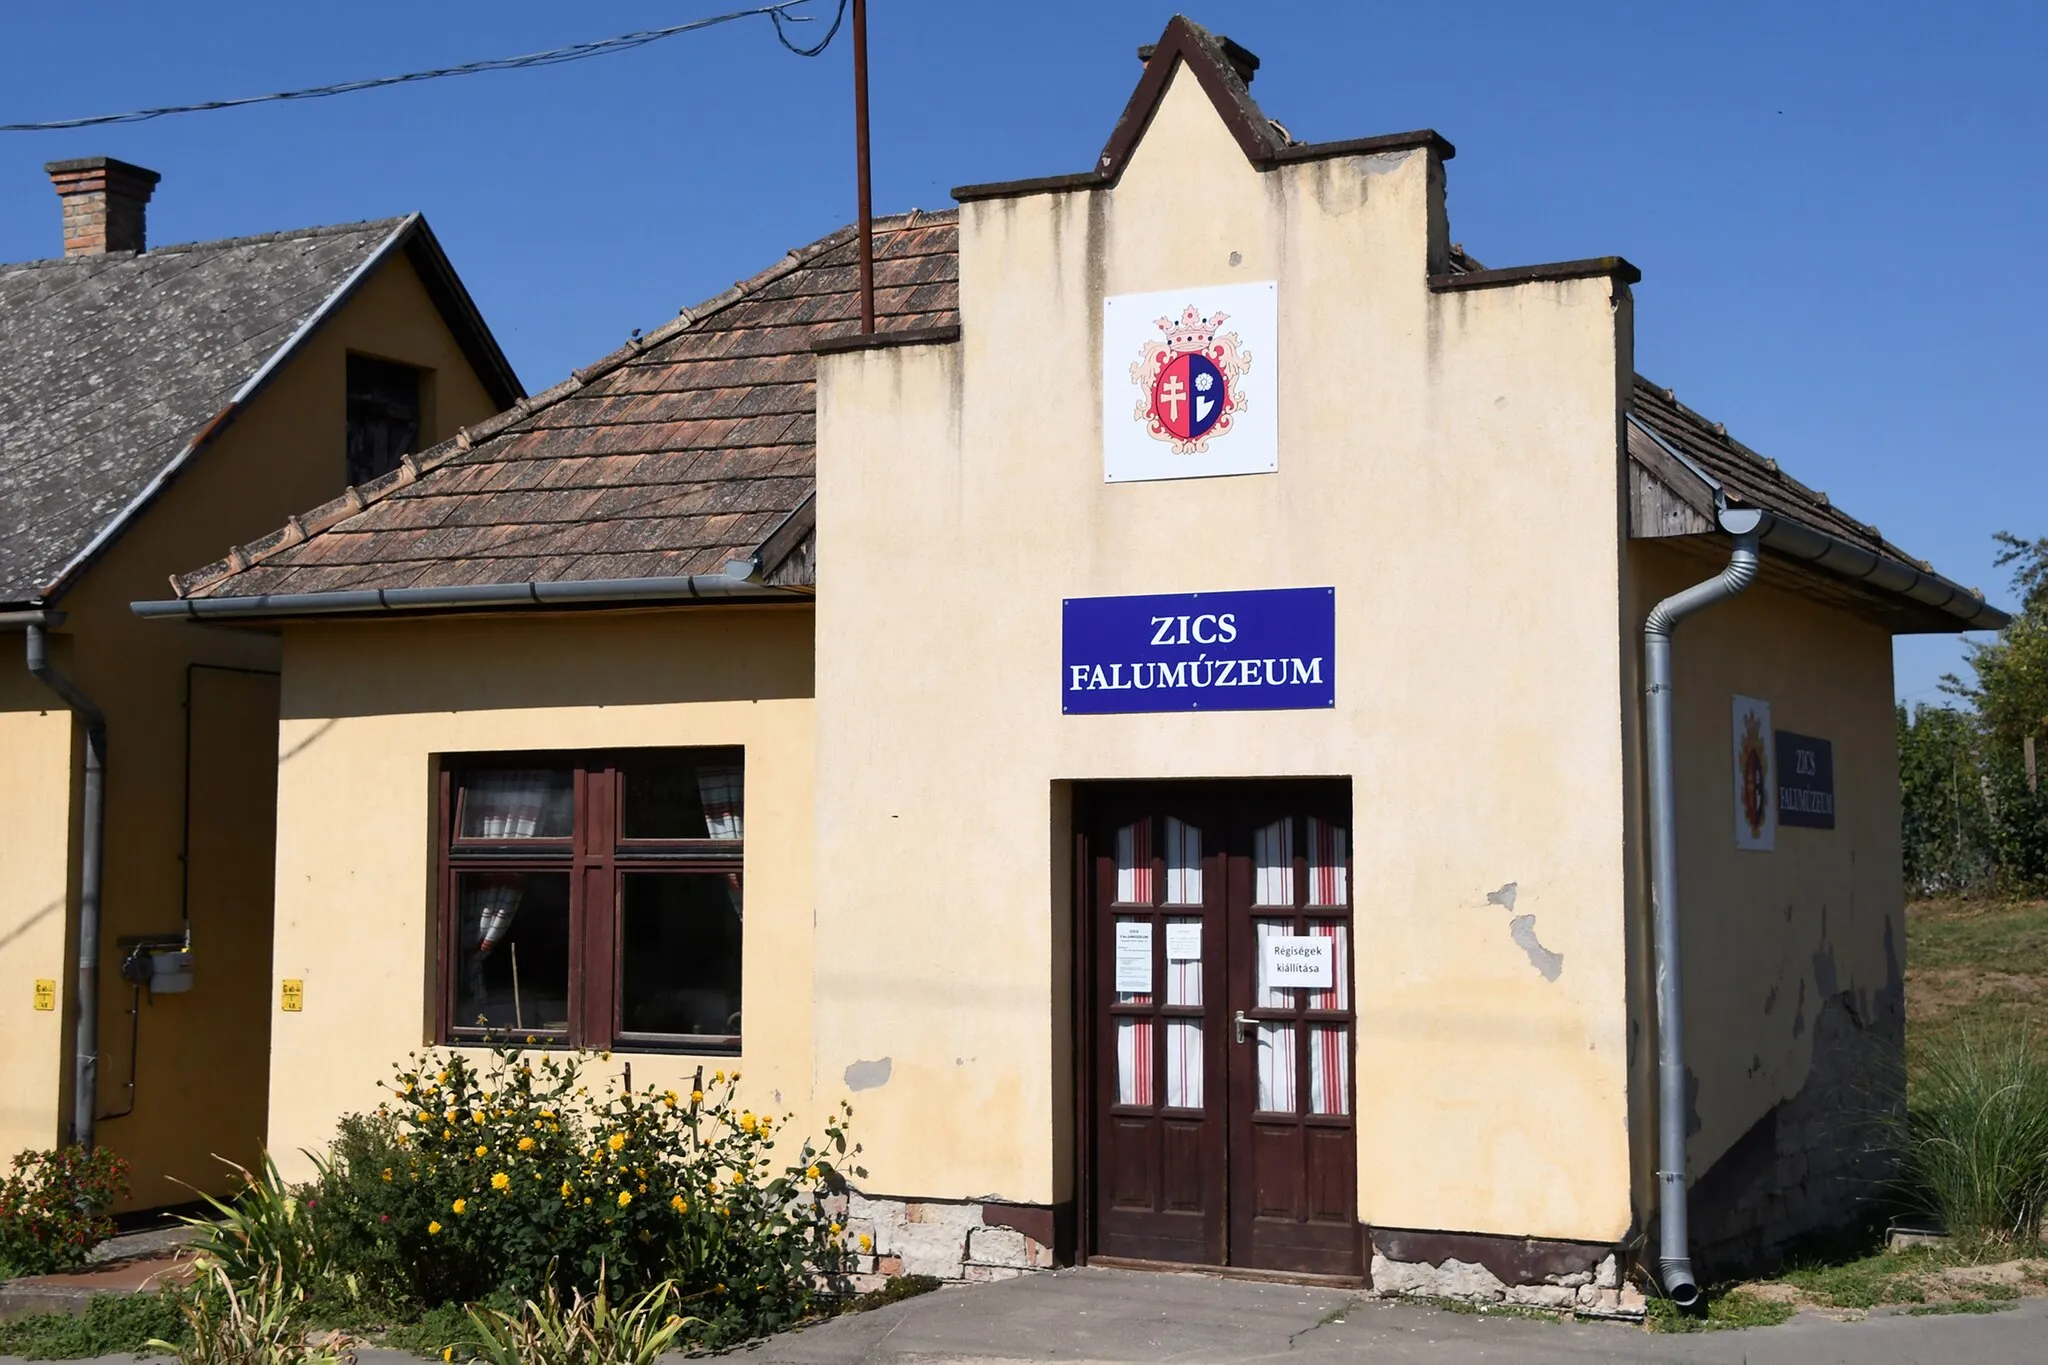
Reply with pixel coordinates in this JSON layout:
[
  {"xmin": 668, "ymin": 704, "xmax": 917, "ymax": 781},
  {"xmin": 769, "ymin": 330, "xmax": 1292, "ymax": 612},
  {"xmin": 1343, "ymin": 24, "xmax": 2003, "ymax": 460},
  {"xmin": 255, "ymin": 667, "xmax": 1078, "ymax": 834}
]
[
  {"xmin": 263, "ymin": 607, "xmax": 817, "ymax": 1183},
  {"xmin": 0, "ymin": 675, "xmax": 77, "ymax": 1158},
  {"xmin": 0, "ymin": 247, "xmax": 502, "ymax": 1203},
  {"xmin": 814, "ymin": 68, "xmax": 1638, "ymax": 1241},
  {"xmin": 1625, "ymin": 540, "xmax": 1904, "ymax": 1257}
]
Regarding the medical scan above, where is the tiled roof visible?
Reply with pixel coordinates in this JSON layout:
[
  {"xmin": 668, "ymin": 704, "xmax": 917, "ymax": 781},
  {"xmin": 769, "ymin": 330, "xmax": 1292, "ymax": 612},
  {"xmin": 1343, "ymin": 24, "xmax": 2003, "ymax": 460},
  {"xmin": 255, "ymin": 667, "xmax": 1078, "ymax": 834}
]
[
  {"xmin": 0, "ymin": 219, "xmax": 414, "ymax": 605},
  {"xmin": 175, "ymin": 211, "xmax": 959, "ymax": 600}
]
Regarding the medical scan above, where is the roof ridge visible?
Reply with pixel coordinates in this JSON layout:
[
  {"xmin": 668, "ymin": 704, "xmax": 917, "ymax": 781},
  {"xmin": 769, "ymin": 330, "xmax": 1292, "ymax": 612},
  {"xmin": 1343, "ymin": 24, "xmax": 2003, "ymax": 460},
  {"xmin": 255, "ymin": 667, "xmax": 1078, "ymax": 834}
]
[
  {"xmin": 2, "ymin": 216, "xmax": 413, "ymax": 272},
  {"xmin": 175, "ymin": 211, "xmax": 954, "ymax": 599}
]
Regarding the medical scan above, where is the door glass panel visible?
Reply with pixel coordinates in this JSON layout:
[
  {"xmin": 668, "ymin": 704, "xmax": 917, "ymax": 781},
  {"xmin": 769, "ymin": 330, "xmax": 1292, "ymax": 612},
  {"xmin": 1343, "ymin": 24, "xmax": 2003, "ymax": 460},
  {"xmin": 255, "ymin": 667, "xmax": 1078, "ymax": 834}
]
[
  {"xmin": 458, "ymin": 770, "xmax": 573, "ymax": 839},
  {"xmin": 1307, "ymin": 817, "xmax": 1348, "ymax": 906},
  {"xmin": 1309, "ymin": 1026, "xmax": 1351, "ymax": 1115},
  {"xmin": 1253, "ymin": 819, "xmax": 1293, "ymax": 906},
  {"xmin": 619, "ymin": 872, "xmax": 743, "ymax": 1038},
  {"xmin": 1163, "ymin": 817, "xmax": 1202, "ymax": 905},
  {"xmin": 1255, "ymin": 1022, "xmax": 1296, "ymax": 1112},
  {"xmin": 1307, "ymin": 920, "xmax": 1350, "ymax": 1010},
  {"xmin": 1115, "ymin": 821, "xmax": 1153, "ymax": 905},
  {"xmin": 454, "ymin": 871, "xmax": 571, "ymax": 1032},
  {"xmin": 1116, "ymin": 1017, "xmax": 1154, "ymax": 1105},
  {"xmin": 1253, "ymin": 917, "xmax": 1294, "ymax": 1007},
  {"xmin": 1165, "ymin": 1019, "xmax": 1204, "ymax": 1108}
]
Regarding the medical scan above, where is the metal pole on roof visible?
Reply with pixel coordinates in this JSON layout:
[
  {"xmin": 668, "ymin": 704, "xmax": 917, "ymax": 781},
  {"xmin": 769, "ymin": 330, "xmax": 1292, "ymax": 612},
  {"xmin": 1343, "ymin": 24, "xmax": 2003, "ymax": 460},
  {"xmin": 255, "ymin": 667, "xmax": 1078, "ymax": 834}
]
[{"xmin": 853, "ymin": 0, "xmax": 874, "ymax": 334}]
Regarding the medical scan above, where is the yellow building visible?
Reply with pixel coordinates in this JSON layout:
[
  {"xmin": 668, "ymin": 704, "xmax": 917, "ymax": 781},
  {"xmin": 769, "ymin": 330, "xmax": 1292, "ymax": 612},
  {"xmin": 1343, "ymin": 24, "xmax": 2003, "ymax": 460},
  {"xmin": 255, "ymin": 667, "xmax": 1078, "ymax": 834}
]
[
  {"xmin": 140, "ymin": 20, "xmax": 2006, "ymax": 1303},
  {"xmin": 1, "ymin": 157, "xmax": 519, "ymax": 1209}
]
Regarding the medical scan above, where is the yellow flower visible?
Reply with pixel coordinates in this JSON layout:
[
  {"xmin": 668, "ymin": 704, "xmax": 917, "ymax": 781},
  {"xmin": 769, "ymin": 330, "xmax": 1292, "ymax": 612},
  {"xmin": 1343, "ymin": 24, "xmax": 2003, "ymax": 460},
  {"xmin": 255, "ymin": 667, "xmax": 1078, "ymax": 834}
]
[
  {"xmin": 442, "ymin": 1349, "xmax": 453, "ymax": 1363},
  {"xmin": 517, "ymin": 1136, "xmax": 535, "ymax": 1153},
  {"xmin": 662, "ymin": 1090, "xmax": 678, "ymax": 1108},
  {"xmin": 474, "ymin": 1145, "xmax": 488, "ymax": 1159},
  {"xmin": 731, "ymin": 1070, "xmax": 741, "ymax": 1082},
  {"xmin": 436, "ymin": 1070, "xmax": 448, "ymax": 1083},
  {"xmin": 381, "ymin": 1168, "xmax": 395, "ymax": 1182},
  {"xmin": 491, "ymin": 1172, "xmax": 510, "ymax": 1192},
  {"xmin": 427, "ymin": 1220, "xmax": 442, "ymax": 1235},
  {"xmin": 472, "ymin": 1112, "xmax": 486, "ymax": 1126},
  {"xmin": 759, "ymin": 1116, "xmax": 773, "ymax": 1135},
  {"xmin": 414, "ymin": 1111, "xmax": 429, "ymax": 1124},
  {"xmin": 607, "ymin": 1132, "xmax": 626, "ymax": 1152},
  {"xmin": 739, "ymin": 1111, "xmax": 757, "ymax": 1133},
  {"xmin": 560, "ymin": 1180, "xmax": 574, "ymax": 1198},
  {"xmin": 670, "ymin": 1195, "xmax": 688, "ymax": 1214},
  {"xmin": 712, "ymin": 1070, "xmax": 725, "ymax": 1084},
  {"xmin": 442, "ymin": 1128, "xmax": 454, "ymax": 1140},
  {"xmin": 452, "ymin": 1198, "xmax": 467, "ymax": 1215},
  {"xmin": 805, "ymin": 1165, "xmax": 820, "ymax": 1181},
  {"xmin": 859, "ymin": 1234, "xmax": 873, "ymax": 1251},
  {"xmin": 690, "ymin": 1090, "xmax": 704, "ymax": 1105},
  {"xmin": 830, "ymin": 1222, "xmax": 843, "ymax": 1236},
  {"xmin": 584, "ymin": 1197, "xmax": 592, "ymax": 1206},
  {"xmin": 617, "ymin": 1191, "xmax": 632, "ymax": 1208}
]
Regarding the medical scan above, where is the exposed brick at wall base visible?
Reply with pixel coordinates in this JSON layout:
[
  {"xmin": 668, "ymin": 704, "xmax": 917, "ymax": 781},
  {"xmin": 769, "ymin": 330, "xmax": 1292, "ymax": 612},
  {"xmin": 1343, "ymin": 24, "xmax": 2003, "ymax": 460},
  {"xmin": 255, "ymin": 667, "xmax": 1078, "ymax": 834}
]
[
  {"xmin": 1686, "ymin": 983, "xmax": 1906, "ymax": 1277},
  {"xmin": 1366, "ymin": 1230, "xmax": 1647, "ymax": 1315},
  {"xmin": 824, "ymin": 1191, "xmax": 1064, "ymax": 1289}
]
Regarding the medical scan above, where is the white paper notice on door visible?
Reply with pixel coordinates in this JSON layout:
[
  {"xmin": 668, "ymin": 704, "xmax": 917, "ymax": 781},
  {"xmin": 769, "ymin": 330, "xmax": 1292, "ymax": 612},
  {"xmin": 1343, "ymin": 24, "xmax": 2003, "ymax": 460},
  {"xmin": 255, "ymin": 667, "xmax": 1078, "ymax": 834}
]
[
  {"xmin": 1114, "ymin": 922, "xmax": 1154, "ymax": 994},
  {"xmin": 1164, "ymin": 922, "xmax": 1203, "ymax": 961},
  {"xmin": 1262, "ymin": 934, "xmax": 1333, "ymax": 990}
]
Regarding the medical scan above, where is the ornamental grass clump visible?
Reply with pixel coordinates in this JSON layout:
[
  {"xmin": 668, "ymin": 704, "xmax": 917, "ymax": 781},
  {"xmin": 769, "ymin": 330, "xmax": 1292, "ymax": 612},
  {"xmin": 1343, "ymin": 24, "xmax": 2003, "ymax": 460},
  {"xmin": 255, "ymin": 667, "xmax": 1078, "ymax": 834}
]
[
  {"xmin": 1903, "ymin": 1025, "xmax": 2048, "ymax": 1246},
  {"xmin": 0, "ymin": 1144, "xmax": 128, "ymax": 1276},
  {"xmin": 305, "ymin": 1041, "xmax": 860, "ymax": 1346}
]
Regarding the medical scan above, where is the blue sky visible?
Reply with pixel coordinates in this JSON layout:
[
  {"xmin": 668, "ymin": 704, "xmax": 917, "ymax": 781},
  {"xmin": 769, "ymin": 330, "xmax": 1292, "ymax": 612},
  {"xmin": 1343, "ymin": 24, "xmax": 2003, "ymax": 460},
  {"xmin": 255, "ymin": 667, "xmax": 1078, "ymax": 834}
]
[{"xmin": 2, "ymin": 2, "xmax": 2040, "ymax": 703}]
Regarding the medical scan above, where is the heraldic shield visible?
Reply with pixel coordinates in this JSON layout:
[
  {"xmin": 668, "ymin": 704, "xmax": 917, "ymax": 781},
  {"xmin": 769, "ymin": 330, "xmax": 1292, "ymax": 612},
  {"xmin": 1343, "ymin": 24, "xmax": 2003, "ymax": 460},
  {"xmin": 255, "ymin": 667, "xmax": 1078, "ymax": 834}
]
[{"xmin": 1152, "ymin": 350, "xmax": 1228, "ymax": 443}]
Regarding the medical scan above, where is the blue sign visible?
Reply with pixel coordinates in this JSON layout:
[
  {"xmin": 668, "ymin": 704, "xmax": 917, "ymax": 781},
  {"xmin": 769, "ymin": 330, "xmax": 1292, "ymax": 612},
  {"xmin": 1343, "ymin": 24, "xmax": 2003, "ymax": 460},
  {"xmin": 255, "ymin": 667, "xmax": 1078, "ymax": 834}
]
[{"xmin": 1062, "ymin": 587, "xmax": 1336, "ymax": 714}]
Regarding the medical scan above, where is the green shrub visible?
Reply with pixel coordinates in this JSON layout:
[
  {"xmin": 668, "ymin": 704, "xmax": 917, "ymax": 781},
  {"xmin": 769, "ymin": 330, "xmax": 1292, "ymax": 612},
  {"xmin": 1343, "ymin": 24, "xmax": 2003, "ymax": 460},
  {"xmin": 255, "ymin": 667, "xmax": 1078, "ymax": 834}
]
[
  {"xmin": 184, "ymin": 1154, "xmax": 333, "ymax": 1302},
  {"xmin": 1903, "ymin": 1026, "xmax": 2048, "ymax": 1244},
  {"xmin": 0, "ymin": 1291, "xmax": 188, "ymax": 1359},
  {"xmin": 302, "ymin": 1041, "xmax": 859, "ymax": 1345},
  {"xmin": 0, "ymin": 1145, "xmax": 128, "ymax": 1276}
]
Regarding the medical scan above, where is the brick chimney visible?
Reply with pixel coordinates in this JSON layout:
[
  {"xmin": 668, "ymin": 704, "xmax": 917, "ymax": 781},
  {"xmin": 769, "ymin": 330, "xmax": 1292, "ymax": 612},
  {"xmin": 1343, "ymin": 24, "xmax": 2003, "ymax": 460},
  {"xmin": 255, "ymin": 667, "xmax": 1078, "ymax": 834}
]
[{"xmin": 45, "ymin": 157, "xmax": 161, "ymax": 256}]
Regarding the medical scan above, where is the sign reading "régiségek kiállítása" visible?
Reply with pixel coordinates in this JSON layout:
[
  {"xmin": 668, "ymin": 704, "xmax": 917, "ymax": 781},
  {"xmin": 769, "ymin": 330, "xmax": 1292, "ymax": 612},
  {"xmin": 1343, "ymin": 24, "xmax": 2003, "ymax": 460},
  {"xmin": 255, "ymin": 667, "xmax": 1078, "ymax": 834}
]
[{"xmin": 1061, "ymin": 587, "xmax": 1335, "ymax": 714}]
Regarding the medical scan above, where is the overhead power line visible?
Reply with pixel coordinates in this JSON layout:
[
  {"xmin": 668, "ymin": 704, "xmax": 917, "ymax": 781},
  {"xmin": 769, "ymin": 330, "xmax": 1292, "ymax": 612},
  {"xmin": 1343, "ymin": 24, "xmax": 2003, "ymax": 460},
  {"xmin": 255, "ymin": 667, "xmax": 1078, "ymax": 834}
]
[{"xmin": 0, "ymin": 0, "xmax": 848, "ymax": 133}]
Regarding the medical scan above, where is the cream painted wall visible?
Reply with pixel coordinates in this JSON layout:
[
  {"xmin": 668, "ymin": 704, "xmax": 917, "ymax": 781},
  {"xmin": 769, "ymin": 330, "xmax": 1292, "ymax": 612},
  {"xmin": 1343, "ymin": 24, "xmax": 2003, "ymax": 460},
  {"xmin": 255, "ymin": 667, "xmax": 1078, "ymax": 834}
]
[
  {"xmin": 263, "ymin": 608, "xmax": 817, "ymax": 1184},
  {"xmin": 0, "ymin": 676, "xmax": 77, "ymax": 1157},
  {"xmin": 815, "ymin": 66, "xmax": 1638, "ymax": 1240},
  {"xmin": 0, "ymin": 246, "xmax": 503, "ymax": 1203},
  {"xmin": 1626, "ymin": 542, "xmax": 1903, "ymax": 1180}
]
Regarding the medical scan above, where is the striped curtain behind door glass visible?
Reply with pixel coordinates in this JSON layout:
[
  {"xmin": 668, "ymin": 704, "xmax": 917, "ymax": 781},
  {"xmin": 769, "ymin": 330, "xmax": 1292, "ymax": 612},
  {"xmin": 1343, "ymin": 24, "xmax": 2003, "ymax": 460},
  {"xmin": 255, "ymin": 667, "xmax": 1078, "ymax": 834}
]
[
  {"xmin": 1308, "ymin": 1026, "xmax": 1350, "ymax": 1115},
  {"xmin": 1253, "ymin": 819, "xmax": 1292, "ymax": 905},
  {"xmin": 1164, "ymin": 905, "xmax": 1202, "ymax": 1110},
  {"xmin": 1113, "ymin": 823, "xmax": 1154, "ymax": 1106},
  {"xmin": 1307, "ymin": 817, "xmax": 1347, "ymax": 906}
]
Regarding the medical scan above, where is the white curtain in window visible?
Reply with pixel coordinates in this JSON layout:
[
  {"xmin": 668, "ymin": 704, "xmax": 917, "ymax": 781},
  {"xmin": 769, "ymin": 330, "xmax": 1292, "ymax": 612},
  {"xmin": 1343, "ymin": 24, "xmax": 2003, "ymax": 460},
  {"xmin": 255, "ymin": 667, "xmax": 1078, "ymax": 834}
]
[
  {"xmin": 1254, "ymin": 818, "xmax": 1293, "ymax": 906},
  {"xmin": 696, "ymin": 764, "xmax": 744, "ymax": 839},
  {"xmin": 464, "ymin": 770, "xmax": 568, "ymax": 839}
]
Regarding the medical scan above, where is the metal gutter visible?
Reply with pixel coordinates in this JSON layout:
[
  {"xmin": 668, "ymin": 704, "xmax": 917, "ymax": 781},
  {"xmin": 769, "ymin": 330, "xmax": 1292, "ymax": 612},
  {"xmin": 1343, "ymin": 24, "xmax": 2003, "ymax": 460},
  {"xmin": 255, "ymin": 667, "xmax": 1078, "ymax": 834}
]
[
  {"xmin": 132, "ymin": 569, "xmax": 805, "ymax": 622},
  {"xmin": 37, "ymin": 217, "xmax": 423, "ymax": 606},
  {"xmin": 1642, "ymin": 506, "xmax": 1765, "ymax": 1308},
  {"xmin": 25, "ymin": 624, "xmax": 107, "ymax": 1151},
  {"xmin": 1624, "ymin": 414, "xmax": 2007, "ymax": 633}
]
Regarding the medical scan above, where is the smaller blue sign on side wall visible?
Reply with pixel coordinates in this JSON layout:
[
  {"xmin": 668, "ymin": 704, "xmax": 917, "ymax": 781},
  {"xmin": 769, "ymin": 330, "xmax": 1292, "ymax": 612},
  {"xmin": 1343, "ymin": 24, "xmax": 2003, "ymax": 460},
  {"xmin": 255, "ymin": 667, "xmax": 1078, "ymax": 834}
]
[
  {"xmin": 1775, "ymin": 730, "xmax": 1836, "ymax": 830},
  {"xmin": 1062, "ymin": 587, "xmax": 1336, "ymax": 714}
]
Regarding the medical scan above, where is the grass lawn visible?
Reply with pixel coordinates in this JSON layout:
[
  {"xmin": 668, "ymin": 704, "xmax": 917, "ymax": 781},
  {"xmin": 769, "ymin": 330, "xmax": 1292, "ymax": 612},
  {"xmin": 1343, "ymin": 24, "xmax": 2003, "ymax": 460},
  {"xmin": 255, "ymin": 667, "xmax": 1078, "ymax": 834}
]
[{"xmin": 1905, "ymin": 895, "xmax": 2048, "ymax": 1063}]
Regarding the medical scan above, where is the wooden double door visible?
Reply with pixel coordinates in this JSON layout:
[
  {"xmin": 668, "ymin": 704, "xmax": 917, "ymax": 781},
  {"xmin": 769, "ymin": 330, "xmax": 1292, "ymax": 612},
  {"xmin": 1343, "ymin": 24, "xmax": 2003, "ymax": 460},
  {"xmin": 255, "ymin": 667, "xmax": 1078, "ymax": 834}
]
[{"xmin": 1084, "ymin": 781, "xmax": 1360, "ymax": 1276}]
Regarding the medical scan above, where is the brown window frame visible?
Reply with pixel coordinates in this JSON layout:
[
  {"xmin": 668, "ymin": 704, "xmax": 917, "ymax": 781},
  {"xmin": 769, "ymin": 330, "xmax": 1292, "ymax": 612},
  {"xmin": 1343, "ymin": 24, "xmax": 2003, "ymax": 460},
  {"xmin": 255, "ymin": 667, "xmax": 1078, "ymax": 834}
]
[{"xmin": 434, "ymin": 747, "xmax": 744, "ymax": 1054}]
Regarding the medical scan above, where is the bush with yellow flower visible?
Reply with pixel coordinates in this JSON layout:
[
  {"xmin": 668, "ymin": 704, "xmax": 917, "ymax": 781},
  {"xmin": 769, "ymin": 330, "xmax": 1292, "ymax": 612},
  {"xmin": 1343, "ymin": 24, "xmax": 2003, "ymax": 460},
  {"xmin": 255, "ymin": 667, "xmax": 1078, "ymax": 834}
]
[{"xmin": 299, "ymin": 1040, "xmax": 861, "ymax": 1346}]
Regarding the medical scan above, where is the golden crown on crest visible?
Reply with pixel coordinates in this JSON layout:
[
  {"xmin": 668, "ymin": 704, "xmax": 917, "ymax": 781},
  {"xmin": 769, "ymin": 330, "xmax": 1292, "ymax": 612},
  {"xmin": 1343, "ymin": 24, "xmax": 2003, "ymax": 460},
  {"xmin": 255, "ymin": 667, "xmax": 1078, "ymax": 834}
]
[{"xmin": 1155, "ymin": 305, "xmax": 1229, "ymax": 356}]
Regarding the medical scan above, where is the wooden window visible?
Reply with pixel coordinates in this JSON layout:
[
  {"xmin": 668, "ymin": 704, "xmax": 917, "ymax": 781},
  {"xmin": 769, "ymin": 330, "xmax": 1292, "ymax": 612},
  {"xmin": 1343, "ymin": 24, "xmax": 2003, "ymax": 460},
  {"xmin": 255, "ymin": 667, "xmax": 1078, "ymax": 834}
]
[
  {"xmin": 436, "ymin": 749, "xmax": 744, "ymax": 1053},
  {"xmin": 346, "ymin": 353, "xmax": 423, "ymax": 486}
]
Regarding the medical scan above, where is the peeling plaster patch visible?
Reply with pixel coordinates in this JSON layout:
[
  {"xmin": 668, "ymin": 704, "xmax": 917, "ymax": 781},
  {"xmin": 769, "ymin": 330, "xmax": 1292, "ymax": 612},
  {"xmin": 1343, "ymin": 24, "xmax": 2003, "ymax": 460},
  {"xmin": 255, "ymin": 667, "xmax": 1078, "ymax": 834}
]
[
  {"xmin": 844, "ymin": 1057, "xmax": 892, "ymax": 1091},
  {"xmin": 1486, "ymin": 882, "xmax": 1518, "ymax": 912},
  {"xmin": 1508, "ymin": 914, "xmax": 1563, "ymax": 981}
]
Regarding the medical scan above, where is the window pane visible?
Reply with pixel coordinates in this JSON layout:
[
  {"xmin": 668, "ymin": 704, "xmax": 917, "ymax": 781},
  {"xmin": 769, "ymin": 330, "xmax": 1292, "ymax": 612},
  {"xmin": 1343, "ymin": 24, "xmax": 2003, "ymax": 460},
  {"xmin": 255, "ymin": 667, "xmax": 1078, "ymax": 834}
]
[
  {"xmin": 1309, "ymin": 1026, "xmax": 1350, "ymax": 1115},
  {"xmin": 1255, "ymin": 1022, "xmax": 1296, "ymax": 1113},
  {"xmin": 1115, "ymin": 1017, "xmax": 1153, "ymax": 1106},
  {"xmin": 454, "ymin": 871, "xmax": 570, "ymax": 1033},
  {"xmin": 621, "ymin": 753, "xmax": 744, "ymax": 840},
  {"xmin": 1254, "ymin": 819, "xmax": 1293, "ymax": 906},
  {"xmin": 619, "ymin": 873, "xmax": 743, "ymax": 1038},
  {"xmin": 458, "ymin": 769, "xmax": 573, "ymax": 839}
]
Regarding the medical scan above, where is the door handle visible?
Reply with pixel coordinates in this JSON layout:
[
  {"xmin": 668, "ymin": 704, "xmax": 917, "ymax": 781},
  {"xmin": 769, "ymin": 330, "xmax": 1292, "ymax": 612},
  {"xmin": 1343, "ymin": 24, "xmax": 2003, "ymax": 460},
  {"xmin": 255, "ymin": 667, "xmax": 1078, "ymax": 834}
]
[{"xmin": 1234, "ymin": 1010, "xmax": 1254, "ymax": 1044}]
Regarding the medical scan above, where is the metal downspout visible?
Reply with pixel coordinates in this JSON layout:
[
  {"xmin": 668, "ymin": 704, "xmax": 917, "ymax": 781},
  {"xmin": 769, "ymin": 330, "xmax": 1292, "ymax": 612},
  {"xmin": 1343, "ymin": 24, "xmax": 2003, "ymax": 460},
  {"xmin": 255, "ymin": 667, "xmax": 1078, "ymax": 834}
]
[
  {"xmin": 1643, "ymin": 505, "xmax": 1763, "ymax": 1307},
  {"xmin": 26, "ymin": 624, "xmax": 107, "ymax": 1151}
]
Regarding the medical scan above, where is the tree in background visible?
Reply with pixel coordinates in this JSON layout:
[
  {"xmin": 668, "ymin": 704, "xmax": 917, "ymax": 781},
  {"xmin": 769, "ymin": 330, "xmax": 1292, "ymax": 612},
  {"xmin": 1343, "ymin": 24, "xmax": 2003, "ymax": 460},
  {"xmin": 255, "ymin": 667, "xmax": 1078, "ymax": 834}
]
[{"xmin": 1900, "ymin": 532, "xmax": 2048, "ymax": 897}]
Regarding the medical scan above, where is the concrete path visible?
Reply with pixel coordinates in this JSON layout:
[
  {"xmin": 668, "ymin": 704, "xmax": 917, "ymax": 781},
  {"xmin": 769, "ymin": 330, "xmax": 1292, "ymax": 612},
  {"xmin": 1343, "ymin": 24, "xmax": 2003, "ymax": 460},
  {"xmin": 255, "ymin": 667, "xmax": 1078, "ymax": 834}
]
[{"xmin": 6, "ymin": 1266, "xmax": 2045, "ymax": 1364}]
